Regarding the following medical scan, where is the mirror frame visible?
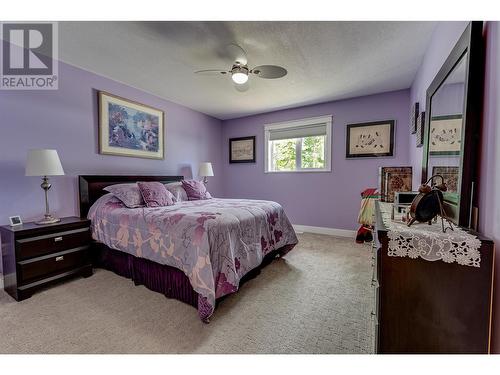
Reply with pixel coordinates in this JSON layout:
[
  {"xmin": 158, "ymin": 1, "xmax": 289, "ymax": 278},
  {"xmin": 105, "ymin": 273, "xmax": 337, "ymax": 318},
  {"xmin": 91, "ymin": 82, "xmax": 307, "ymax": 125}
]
[{"xmin": 421, "ymin": 21, "xmax": 484, "ymax": 228}]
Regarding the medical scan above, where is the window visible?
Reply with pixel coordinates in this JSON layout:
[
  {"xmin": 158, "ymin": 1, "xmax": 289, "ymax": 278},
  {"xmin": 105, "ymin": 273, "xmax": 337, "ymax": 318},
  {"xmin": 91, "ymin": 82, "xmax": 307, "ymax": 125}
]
[{"xmin": 264, "ymin": 115, "xmax": 332, "ymax": 173}]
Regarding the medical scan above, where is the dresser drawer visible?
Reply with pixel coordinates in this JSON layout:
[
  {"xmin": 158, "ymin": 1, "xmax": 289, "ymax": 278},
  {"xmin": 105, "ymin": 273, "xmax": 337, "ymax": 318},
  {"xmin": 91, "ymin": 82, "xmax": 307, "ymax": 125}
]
[
  {"xmin": 16, "ymin": 227, "xmax": 90, "ymax": 260},
  {"xmin": 17, "ymin": 246, "xmax": 90, "ymax": 284}
]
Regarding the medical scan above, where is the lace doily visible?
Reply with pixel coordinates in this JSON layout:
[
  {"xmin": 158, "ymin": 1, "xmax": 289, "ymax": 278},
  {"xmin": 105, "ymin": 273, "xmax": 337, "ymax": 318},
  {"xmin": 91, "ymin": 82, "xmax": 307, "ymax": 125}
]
[{"xmin": 378, "ymin": 202, "xmax": 482, "ymax": 267}]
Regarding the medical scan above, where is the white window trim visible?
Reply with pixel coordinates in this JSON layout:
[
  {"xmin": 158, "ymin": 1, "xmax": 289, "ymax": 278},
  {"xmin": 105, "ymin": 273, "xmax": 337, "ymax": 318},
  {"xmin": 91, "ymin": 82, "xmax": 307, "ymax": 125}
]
[{"xmin": 264, "ymin": 115, "xmax": 332, "ymax": 173}]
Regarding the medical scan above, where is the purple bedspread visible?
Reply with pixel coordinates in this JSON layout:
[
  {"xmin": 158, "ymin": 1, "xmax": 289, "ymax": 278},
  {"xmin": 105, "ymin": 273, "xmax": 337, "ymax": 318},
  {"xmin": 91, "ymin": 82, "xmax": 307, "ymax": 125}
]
[{"xmin": 88, "ymin": 195, "xmax": 298, "ymax": 321}]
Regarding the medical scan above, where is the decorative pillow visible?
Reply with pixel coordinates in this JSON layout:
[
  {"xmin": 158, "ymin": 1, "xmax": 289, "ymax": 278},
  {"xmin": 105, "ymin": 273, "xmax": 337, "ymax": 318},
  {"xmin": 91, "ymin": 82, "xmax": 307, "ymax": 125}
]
[
  {"xmin": 103, "ymin": 183, "xmax": 145, "ymax": 208},
  {"xmin": 181, "ymin": 179, "xmax": 212, "ymax": 200},
  {"xmin": 137, "ymin": 181, "xmax": 175, "ymax": 208},
  {"xmin": 164, "ymin": 182, "xmax": 189, "ymax": 202}
]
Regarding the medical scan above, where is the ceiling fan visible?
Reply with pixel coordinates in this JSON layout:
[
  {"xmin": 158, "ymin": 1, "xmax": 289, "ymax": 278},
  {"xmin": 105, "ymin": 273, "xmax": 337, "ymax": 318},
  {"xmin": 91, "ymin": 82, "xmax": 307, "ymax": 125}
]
[{"xmin": 194, "ymin": 44, "xmax": 287, "ymax": 91}]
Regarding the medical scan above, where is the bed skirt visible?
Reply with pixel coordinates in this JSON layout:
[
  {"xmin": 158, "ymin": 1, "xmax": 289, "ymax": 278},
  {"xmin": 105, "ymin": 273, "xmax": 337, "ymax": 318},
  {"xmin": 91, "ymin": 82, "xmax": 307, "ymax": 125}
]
[{"xmin": 92, "ymin": 242, "xmax": 293, "ymax": 311}]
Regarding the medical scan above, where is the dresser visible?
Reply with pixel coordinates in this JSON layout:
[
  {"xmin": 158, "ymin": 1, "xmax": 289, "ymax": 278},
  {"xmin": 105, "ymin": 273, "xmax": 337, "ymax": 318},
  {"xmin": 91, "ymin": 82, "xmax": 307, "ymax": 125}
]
[
  {"xmin": 372, "ymin": 201, "xmax": 495, "ymax": 353},
  {"xmin": 0, "ymin": 217, "xmax": 93, "ymax": 300}
]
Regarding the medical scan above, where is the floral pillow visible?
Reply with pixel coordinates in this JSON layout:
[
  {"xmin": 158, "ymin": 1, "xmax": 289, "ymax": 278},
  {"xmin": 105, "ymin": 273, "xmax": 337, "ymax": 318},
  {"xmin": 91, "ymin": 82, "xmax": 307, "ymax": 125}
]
[
  {"xmin": 181, "ymin": 179, "xmax": 212, "ymax": 200},
  {"xmin": 103, "ymin": 183, "xmax": 145, "ymax": 208},
  {"xmin": 164, "ymin": 182, "xmax": 189, "ymax": 202},
  {"xmin": 138, "ymin": 181, "xmax": 175, "ymax": 207}
]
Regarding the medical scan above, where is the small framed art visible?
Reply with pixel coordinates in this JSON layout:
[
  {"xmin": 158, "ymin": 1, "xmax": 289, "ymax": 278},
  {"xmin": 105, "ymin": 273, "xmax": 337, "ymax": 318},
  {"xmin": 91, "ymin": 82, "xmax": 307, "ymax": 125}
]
[
  {"xmin": 9, "ymin": 215, "xmax": 23, "ymax": 227},
  {"xmin": 229, "ymin": 136, "xmax": 256, "ymax": 163},
  {"xmin": 410, "ymin": 102, "xmax": 419, "ymax": 134},
  {"xmin": 98, "ymin": 91, "xmax": 164, "ymax": 159},
  {"xmin": 346, "ymin": 120, "xmax": 395, "ymax": 158},
  {"xmin": 416, "ymin": 111, "xmax": 425, "ymax": 147}
]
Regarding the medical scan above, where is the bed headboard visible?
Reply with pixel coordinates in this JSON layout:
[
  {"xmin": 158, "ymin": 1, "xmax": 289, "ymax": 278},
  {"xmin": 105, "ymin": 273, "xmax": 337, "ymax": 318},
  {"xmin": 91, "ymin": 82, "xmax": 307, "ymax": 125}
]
[{"xmin": 78, "ymin": 175, "xmax": 184, "ymax": 218}]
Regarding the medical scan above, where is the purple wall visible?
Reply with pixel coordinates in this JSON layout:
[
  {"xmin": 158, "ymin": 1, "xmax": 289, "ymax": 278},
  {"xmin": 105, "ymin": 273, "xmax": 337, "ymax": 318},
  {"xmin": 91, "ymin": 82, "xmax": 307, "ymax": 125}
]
[
  {"xmin": 221, "ymin": 89, "xmax": 411, "ymax": 231},
  {"xmin": 479, "ymin": 21, "xmax": 500, "ymax": 354},
  {"xmin": 0, "ymin": 61, "xmax": 223, "ymax": 228}
]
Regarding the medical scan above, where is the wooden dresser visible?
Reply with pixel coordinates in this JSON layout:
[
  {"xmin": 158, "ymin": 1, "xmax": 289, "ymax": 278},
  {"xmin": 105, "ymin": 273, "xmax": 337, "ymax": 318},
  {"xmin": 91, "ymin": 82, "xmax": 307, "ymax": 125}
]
[
  {"xmin": 0, "ymin": 217, "xmax": 93, "ymax": 300},
  {"xmin": 372, "ymin": 201, "xmax": 495, "ymax": 353}
]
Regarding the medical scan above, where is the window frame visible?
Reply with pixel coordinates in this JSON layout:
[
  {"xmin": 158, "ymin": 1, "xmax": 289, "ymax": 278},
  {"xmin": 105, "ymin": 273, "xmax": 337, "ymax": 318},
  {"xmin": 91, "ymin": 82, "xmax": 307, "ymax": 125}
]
[{"xmin": 264, "ymin": 115, "xmax": 332, "ymax": 173}]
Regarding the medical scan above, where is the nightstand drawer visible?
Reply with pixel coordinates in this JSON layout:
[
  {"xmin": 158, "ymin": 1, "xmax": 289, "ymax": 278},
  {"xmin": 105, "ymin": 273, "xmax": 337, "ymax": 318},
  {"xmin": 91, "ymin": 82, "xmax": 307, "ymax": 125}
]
[
  {"xmin": 17, "ymin": 246, "xmax": 90, "ymax": 284},
  {"xmin": 16, "ymin": 227, "xmax": 90, "ymax": 260}
]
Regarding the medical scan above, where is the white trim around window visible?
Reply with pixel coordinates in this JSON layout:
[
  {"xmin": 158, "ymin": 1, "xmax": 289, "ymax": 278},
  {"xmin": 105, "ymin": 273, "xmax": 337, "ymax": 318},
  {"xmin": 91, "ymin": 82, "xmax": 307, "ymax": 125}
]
[{"xmin": 264, "ymin": 115, "xmax": 332, "ymax": 173}]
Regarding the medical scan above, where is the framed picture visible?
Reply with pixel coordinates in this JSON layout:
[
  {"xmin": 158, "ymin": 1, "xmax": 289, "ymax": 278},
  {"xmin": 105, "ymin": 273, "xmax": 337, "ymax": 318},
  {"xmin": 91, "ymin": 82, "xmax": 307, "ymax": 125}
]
[
  {"xmin": 98, "ymin": 91, "xmax": 164, "ymax": 159},
  {"xmin": 9, "ymin": 215, "xmax": 23, "ymax": 227},
  {"xmin": 416, "ymin": 111, "xmax": 425, "ymax": 147},
  {"xmin": 432, "ymin": 166, "xmax": 460, "ymax": 193},
  {"xmin": 346, "ymin": 120, "xmax": 395, "ymax": 158},
  {"xmin": 229, "ymin": 136, "xmax": 256, "ymax": 163},
  {"xmin": 429, "ymin": 115, "xmax": 462, "ymax": 156},
  {"xmin": 410, "ymin": 102, "xmax": 419, "ymax": 134},
  {"xmin": 379, "ymin": 166, "xmax": 413, "ymax": 202}
]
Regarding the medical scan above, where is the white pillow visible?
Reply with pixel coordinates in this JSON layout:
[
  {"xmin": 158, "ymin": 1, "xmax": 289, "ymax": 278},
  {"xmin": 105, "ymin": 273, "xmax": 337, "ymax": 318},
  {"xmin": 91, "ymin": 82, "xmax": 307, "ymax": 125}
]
[{"xmin": 164, "ymin": 182, "xmax": 188, "ymax": 202}]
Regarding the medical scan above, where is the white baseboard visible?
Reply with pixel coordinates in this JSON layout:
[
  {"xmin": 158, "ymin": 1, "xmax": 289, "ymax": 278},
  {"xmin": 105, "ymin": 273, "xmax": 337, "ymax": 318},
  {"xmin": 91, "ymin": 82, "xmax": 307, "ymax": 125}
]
[{"xmin": 293, "ymin": 224, "xmax": 356, "ymax": 238}]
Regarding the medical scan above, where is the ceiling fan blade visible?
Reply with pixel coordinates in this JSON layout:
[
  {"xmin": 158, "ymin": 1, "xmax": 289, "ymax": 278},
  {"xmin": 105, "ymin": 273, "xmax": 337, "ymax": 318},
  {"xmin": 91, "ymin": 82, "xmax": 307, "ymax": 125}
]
[
  {"xmin": 226, "ymin": 43, "xmax": 248, "ymax": 66},
  {"xmin": 233, "ymin": 81, "xmax": 249, "ymax": 92},
  {"xmin": 251, "ymin": 65, "xmax": 287, "ymax": 79},
  {"xmin": 194, "ymin": 69, "xmax": 229, "ymax": 75}
]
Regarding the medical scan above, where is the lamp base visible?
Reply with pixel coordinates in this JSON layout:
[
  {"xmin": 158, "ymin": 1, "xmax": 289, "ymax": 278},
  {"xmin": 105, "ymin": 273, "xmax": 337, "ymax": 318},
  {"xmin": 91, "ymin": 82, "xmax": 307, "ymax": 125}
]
[{"xmin": 35, "ymin": 214, "xmax": 61, "ymax": 225}]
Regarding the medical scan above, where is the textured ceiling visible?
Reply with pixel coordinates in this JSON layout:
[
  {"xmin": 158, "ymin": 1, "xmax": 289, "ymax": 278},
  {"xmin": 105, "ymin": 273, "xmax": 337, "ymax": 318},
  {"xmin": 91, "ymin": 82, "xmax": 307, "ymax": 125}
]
[{"xmin": 59, "ymin": 21, "xmax": 437, "ymax": 120}]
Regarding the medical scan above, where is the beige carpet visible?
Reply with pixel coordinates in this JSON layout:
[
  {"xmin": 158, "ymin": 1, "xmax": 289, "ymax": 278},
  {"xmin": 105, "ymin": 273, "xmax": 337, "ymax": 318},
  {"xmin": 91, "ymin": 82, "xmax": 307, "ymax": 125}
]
[{"xmin": 0, "ymin": 233, "xmax": 374, "ymax": 354}]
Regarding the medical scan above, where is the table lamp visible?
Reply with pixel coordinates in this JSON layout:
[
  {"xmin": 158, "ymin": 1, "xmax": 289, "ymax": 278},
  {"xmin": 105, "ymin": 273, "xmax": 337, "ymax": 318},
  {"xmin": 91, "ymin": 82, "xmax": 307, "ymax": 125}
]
[
  {"xmin": 198, "ymin": 162, "xmax": 214, "ymax": 185},
  {"xmin": 25, "ymin": 149, "xmax": 65, "ymax": 225}
]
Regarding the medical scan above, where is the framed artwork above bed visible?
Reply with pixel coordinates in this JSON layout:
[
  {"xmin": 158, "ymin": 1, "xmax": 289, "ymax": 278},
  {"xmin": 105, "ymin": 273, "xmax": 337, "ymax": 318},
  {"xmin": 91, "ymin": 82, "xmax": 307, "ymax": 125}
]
[{"xmin": 98, "ymin": 91, "xmax": 165, "ymax": 159}]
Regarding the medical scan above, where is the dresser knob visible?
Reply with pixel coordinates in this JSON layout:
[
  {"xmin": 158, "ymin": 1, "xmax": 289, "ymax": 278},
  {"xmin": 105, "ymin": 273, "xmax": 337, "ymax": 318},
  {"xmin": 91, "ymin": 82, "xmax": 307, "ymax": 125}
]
[
  {"xmin": 55, "ymin": 256, "xmax": 64, "ymax": 262},
  {"xmin": 54, "ymin": 236, "xmax": 63, "ymax": 242}
]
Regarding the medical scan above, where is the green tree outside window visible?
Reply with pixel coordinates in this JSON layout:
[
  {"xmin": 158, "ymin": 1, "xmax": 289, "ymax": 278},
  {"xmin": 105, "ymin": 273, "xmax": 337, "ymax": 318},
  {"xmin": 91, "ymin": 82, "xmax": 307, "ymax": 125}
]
[{"xmin": 270, "ymin": 135, "xmax": 326, "ymax": 171}]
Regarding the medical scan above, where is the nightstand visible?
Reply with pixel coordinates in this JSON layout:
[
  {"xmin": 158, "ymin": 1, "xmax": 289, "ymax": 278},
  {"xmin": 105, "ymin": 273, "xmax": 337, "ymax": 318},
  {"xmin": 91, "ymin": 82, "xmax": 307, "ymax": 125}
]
[{"xmin": 0, "ymin": 217, "xmax": 93, "ymax": 301}]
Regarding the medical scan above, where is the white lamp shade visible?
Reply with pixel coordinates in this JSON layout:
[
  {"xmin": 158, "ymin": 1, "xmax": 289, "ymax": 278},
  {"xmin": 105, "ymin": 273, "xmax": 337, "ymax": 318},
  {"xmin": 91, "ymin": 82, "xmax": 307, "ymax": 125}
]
[
  {"xmin": 198, "ymin": 162, "xmax": 214, "ymax": 177},
  {"xmin": 26, "ymin": 149, "xmax": 65, "ymax": 176}
]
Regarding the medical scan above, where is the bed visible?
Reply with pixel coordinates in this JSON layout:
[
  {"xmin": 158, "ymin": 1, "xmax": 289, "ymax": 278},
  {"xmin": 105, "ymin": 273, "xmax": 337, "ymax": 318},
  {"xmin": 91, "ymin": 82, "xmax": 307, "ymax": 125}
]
[{"xmin": 79, "ymin": 175, "xmax": 298, "ymax": 322}]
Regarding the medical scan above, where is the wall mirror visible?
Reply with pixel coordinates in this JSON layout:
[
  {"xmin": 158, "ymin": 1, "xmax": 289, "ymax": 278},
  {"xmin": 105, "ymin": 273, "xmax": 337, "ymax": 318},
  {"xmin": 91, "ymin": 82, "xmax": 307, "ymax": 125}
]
[{"xmin": 421, "ymin": 21, "xmax": 483, "ymax": 228}]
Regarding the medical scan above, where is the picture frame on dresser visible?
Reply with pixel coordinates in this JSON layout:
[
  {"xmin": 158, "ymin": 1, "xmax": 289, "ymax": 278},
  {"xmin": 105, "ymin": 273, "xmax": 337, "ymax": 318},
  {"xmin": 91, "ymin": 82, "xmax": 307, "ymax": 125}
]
[
  {"xmin": 379, "ymin": 166, "xmax": 412, "ymax": 202},
  {"xmin": 432, "ymin": 166, "xmax": 460, "ymax": 193},
  {"xmin": 8, "ymin": 215, "xmax": 22, "ymax": 227}
]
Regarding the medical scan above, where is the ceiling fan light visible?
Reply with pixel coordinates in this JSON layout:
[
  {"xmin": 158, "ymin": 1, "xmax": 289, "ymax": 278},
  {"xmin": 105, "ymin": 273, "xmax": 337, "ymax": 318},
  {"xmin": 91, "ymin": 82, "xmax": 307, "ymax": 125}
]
[{"xmin": 232, "ymin": 72, "xmax": 248, "ymax": 84}]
